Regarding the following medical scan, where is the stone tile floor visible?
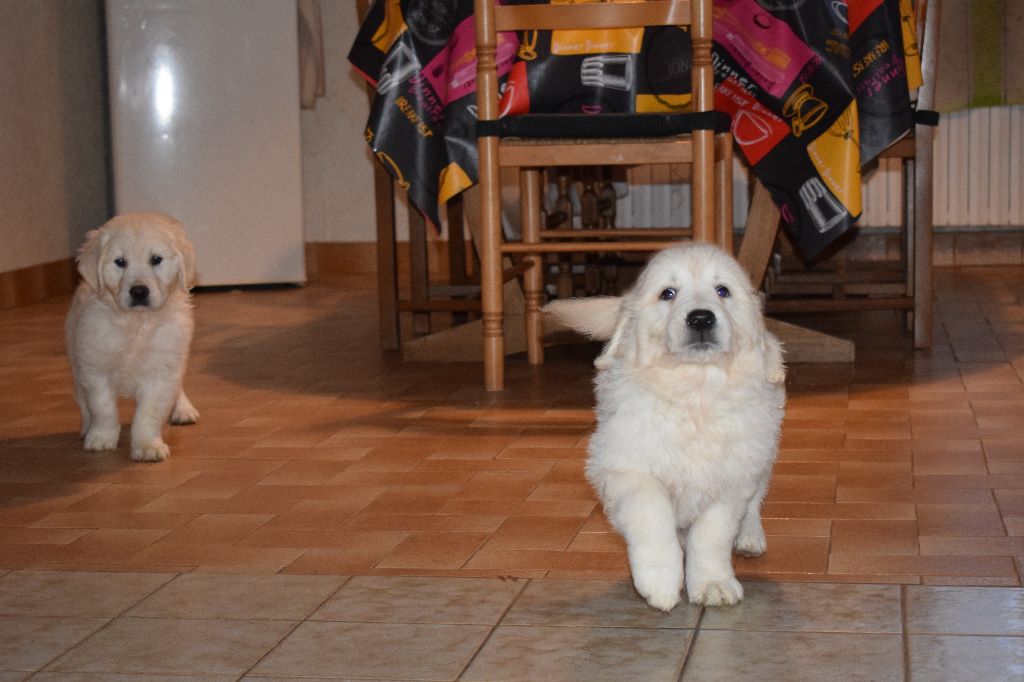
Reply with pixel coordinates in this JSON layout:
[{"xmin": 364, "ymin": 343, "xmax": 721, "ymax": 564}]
[
  {"xmin": 1, "ymin": 571, "xmax": 1022, "ymax": 680},
  {"xmin": 0, "ymin": 265, "xmax": 1023, "ymax": 679}
]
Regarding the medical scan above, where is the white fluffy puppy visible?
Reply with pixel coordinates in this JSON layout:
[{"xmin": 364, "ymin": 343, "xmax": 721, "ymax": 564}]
[
  {"xmin": 65, "ymin": 213, "xmax": 199, "ymax": 462},
  {"xmin": 546, "ymin": 243, "xmax": 785, "ymax": 610}
]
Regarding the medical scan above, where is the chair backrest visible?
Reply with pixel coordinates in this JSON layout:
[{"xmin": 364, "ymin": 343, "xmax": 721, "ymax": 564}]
[{"xmin": 473, "ymin": 0, "xmax": 713, "ymax": 125}]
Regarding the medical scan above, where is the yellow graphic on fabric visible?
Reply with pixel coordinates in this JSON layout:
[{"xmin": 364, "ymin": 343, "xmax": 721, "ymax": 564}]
[
  {"xmin": 782, "ymin": 83, "xmax": 829, "ymax": 138},
  {"xmin": 519, "ymin": 31, "xmax": 539, "ymax": 61},
  {"xmin": 636, "ymin": 94, "xmax": 692, "ymax": 113},
  {"xmin": 899, "ymin": 0, "xmax": 922, "ymax": 90},
  {"xmin": 376, "ymin": 151, "xmax": 410, "ymax": 191},
  {"xmin": 439, "ymin": 162, "xmax": 473, "ymax": 205},
  {"xmin": 371, "ymin": 0, "xmax": 407, "ymax": 53},
  {"xmin": 551, "ymin": 0, "xmax": 643, "ymax": 55},
  {"xmin": 807, "ymin": 103, "xmax": 862, "ymax": 218}
]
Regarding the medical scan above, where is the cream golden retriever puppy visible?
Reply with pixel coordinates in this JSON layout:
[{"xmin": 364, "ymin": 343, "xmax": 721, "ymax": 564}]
[
  {"xmin": 65, "ymin": 213, "xmax": 199, "ymax": 462},
  {"xmin": 546, "ymin": 243, "xmax": 785, "ymax": 610}
]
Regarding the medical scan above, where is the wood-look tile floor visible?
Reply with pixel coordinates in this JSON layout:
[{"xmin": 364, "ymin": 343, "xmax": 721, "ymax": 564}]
[
  {"xmin": 1, "ymin": 265, "xmax": 1023, "ymax": 679},
  {"xmin": 0, "ymin": 266, "xmax": 1022, "ymax": 583}
]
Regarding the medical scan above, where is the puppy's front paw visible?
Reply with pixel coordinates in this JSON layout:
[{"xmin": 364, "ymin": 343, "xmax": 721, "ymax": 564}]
[
  {"xmin": 131, "ymin": 439, "xmax": 170, "ymax": 462},
  {"xmin": 688, "ymin": 577, "xmax": 743, "ymax": 607},
  {"xmin": 632, "ymin": 564, "xmax": 683, "ymax": 612},
  {"xmin": 170, "ymin": 402, "xmax": 199, "ymax": 425},
  {"xmin": 734, "ymin": 528, "xmax": 767, "ymax": 557},
  {"xmin": 84, "ymin": 428, "xmax": 119, "ymax": 451}
]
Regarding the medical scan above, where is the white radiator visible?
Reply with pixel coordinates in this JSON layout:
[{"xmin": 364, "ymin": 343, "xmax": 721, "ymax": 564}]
[
  {"xmin": 865, "ymin": 105, "xmax": 1024, "ymax": 230},
  {"xmin": 614, "ymin": 105, "xmax": 1024, "ymax": 232},
  {"xmin": 615, "ymin": 160, "xmax": 750, "ymax": 229}
]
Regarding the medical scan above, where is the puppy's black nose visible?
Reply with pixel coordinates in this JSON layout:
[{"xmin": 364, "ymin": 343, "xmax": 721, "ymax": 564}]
[
  {"xmin": 129, "ymin": 285, "xmax": 149, "ymax": 302},
  {"xmin": 686, "ymin": 309, "xmax": 716, "ymax": 330}
]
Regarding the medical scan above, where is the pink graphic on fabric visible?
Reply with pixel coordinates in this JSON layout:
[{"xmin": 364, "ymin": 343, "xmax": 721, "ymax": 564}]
[
  {"xmin": 856, "ymin": 51, "xmax": 907, "ymax": 99},
  {"xmin": 712, "ymin": 0, "xmax": 819, "ymax": 99},
  {"xmin": 422, "ymin": 16, "xmax": 519, "ymax": 106}
]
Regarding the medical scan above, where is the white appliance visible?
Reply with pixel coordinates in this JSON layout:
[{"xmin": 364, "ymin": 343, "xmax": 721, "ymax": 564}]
[{"xmin": 106, "ymin": 0, "xmax": 306, "ymax": 286}]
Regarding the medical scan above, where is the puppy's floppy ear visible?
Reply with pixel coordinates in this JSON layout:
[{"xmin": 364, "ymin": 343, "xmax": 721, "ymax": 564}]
[
  {"xmin": 543, "ymin": 297, "xmax": 621, "ymax": 340},
  {"xmin": 753, "ymin": 294, "xmax": 785, "ymax": 384},
  {"xmin": 542, "ymin": 297, "xmax": 638, "ymax": 370},
  {"xmin": 171, "ymin": 228, "xmax": 197, "ymax": 292},
  {"xmin": 75, "ymin": 228, "xmax": 108, "ymax": 292},
  {"xmin": 594, "ymin": 305, "xmax": 639, "ymax": 370},
  {"xmin": 736, "ymin": 290, "xmax": 785, "ymax": 384},
  {"xmin": 760, "ymin": 329, "xmax": 786, "ymax": 384}
]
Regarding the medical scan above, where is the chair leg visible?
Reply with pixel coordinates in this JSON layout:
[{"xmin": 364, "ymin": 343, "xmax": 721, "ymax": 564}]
[
  {"xmin": 373, "ymin": 166, "xmax": 400, "ymax": 351},
  {"xmin": 737, "ymin": 179, "xmax": 781, "ymax": 290},
  {"xmin": 409, "ymin": 209, "xmax": 431, "ymax": 335},
  {"xmin": 913, "ymin": 124, "xmax": 935, "ymax": 349},
  {"xmin": 902, "ymin": 156, "xmax": 915, "ymax": 335},
  {"xmin": 479, "ymin": 145, "xmax": 505, "ymax": 391},
  {"xmin": 715, "ymin": 132, "xmax": 734, "ymax": 253},
  {"xmin": 692, "ymin": 128, "xmax": 715, "ymax": 244},
  {"xmin": 520, "ymin": 168, "xmax": 545, "ymax": 366},
  {"xmin": 447, "ymin": 196, "xmax": 469, "ymax": 286}
]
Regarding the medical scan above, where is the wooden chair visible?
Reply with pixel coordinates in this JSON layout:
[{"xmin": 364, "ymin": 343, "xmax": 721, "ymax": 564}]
[
  {"xmin": 757, "ymin": 0, "xmax": 941, "ymax": 349},
  {"xmin": 475, "ymin": 0, "xmax": 733, "ymax": 390}
]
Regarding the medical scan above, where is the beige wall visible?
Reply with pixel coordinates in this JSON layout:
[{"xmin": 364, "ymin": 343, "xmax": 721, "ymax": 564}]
[
  {"xmin": 301, "ymin": 0, "xmax": 403, "ymax": 244},
  {"xmin": 0, "ymin": 0, "xmax": 396, "ymax": 281},
  {"xmin": 0, "ymin": 0, "xmax": 109, "ymax": 273}
]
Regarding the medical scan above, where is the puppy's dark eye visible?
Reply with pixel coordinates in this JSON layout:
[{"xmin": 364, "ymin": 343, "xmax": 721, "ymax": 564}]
[
  {"xmin": 716, "ymin": 285, "xmax": 731, "ymax": 298},
  {"xmin": 150, "ymin": 255, "xmax": 163, "ymax": 266},
  {"xmin": 659, "ymin": 288, "xmax": 676, "ymax": 301},
  {"xmin": 114, "ymin": 257, "xmax": 126, "ymax": 268}
]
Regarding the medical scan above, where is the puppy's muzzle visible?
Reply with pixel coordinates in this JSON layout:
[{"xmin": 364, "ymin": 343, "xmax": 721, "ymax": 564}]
[{"xmin": 129, "ymin": 285, "xmax": 150, "ymax": 307}]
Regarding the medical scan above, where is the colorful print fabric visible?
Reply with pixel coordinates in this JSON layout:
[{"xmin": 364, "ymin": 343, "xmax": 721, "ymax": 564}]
[{"xmin": 349, "ymin": 0, "xmax": 921, "ymax": 260}]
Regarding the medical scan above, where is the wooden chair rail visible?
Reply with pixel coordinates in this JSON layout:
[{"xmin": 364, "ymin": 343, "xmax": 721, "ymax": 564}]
[
  {"xmin": 501, "ymin": 240, "xmax": 687, "ymax": 254},
  {"xmin": 498, "ymin": 140, "xmax": 697, "ymax": 167},
  {"xmin": 766, "ymin": 296, "xmax": 914, "ymax": 314},
  {"xmin": 541, "ymin": 228, "xmax": 693, "ymax": 239},
  {"xmin": 398, "ymin": 299, "xmax": 482, "ymax": 313},
  {"xmin": 495, "ymin": 0, "xmax": 691, "ymax": 31}
]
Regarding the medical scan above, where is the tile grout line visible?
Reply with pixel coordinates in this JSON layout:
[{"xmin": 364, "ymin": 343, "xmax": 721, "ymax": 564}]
[
  {"xmin": 13, "ymin": 613, "xmax": 116, "ymax": 679},
  {"xmin": 676, "ymin": 605, "xmax": 706, "ymax": 681},
  {"xmin": 900, "ymin": 583, "xmax": 912, "ymax": 682},
  {"xmin": 235, "ymin": 573, "xmax": 353, "ymax": 680},
  {"xmin": 29, "ymin": 569, "xmax": 180, "ymax": 676},
  {"xmin": 453, "ymin": 576, "xmax": 531, "ymax": 681}
]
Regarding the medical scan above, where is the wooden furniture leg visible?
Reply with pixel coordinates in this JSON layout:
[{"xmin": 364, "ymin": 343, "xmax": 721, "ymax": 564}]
[
  {"xmin": 912, "ymin": 132, "xmax": 934, "ymax": 349},
  {"xmin": 357, "ymin": 0, "xmax": 400, "ymax": 351},
  {"xmin": 912, "ymin": 0, "xmax": 940, "ymax": 349},
  {"xmin": 373, "ymin": 159, "xmax": 400, "ymax": 350},
  {"xmin": 520, "ymin": 168, "xmax": 544, "ymax": 365},
  {"xmin": 408, "ymin": 209, "xmax": 431, "ymax": 335},
  {"xmin": 715, "ymin": 132, "xmax": 735, "ymax": 253},
  {"xmin": 737, "ymin": 179, "xmax": 781, "ymax": 289},
  {"xmin": 447, "ymin": 196, "xmax": 470, "ymax": 286}
]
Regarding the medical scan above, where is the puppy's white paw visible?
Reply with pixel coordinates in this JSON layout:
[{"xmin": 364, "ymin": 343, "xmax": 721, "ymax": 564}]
[
  {"xmin": 688, "ymin": 577, "xmax": 743, "ymax": 607},
  {"xmin": 734, "ymin": 529, "xmax": 767, "ymax": 557},
  {"xmin": 632, "ymin": 565, "xmax": 682, "ymax": 612},
  {"xmin": 84, "ymin": 428, "xmax": 119, "ymax": 451},
  {"xmin": 170, "ymin": 402, "xmax": 199, "ymax": 425},
  {"xmin": 131, "ymin": 439, "xmax": 170, "ymax": 462}
]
